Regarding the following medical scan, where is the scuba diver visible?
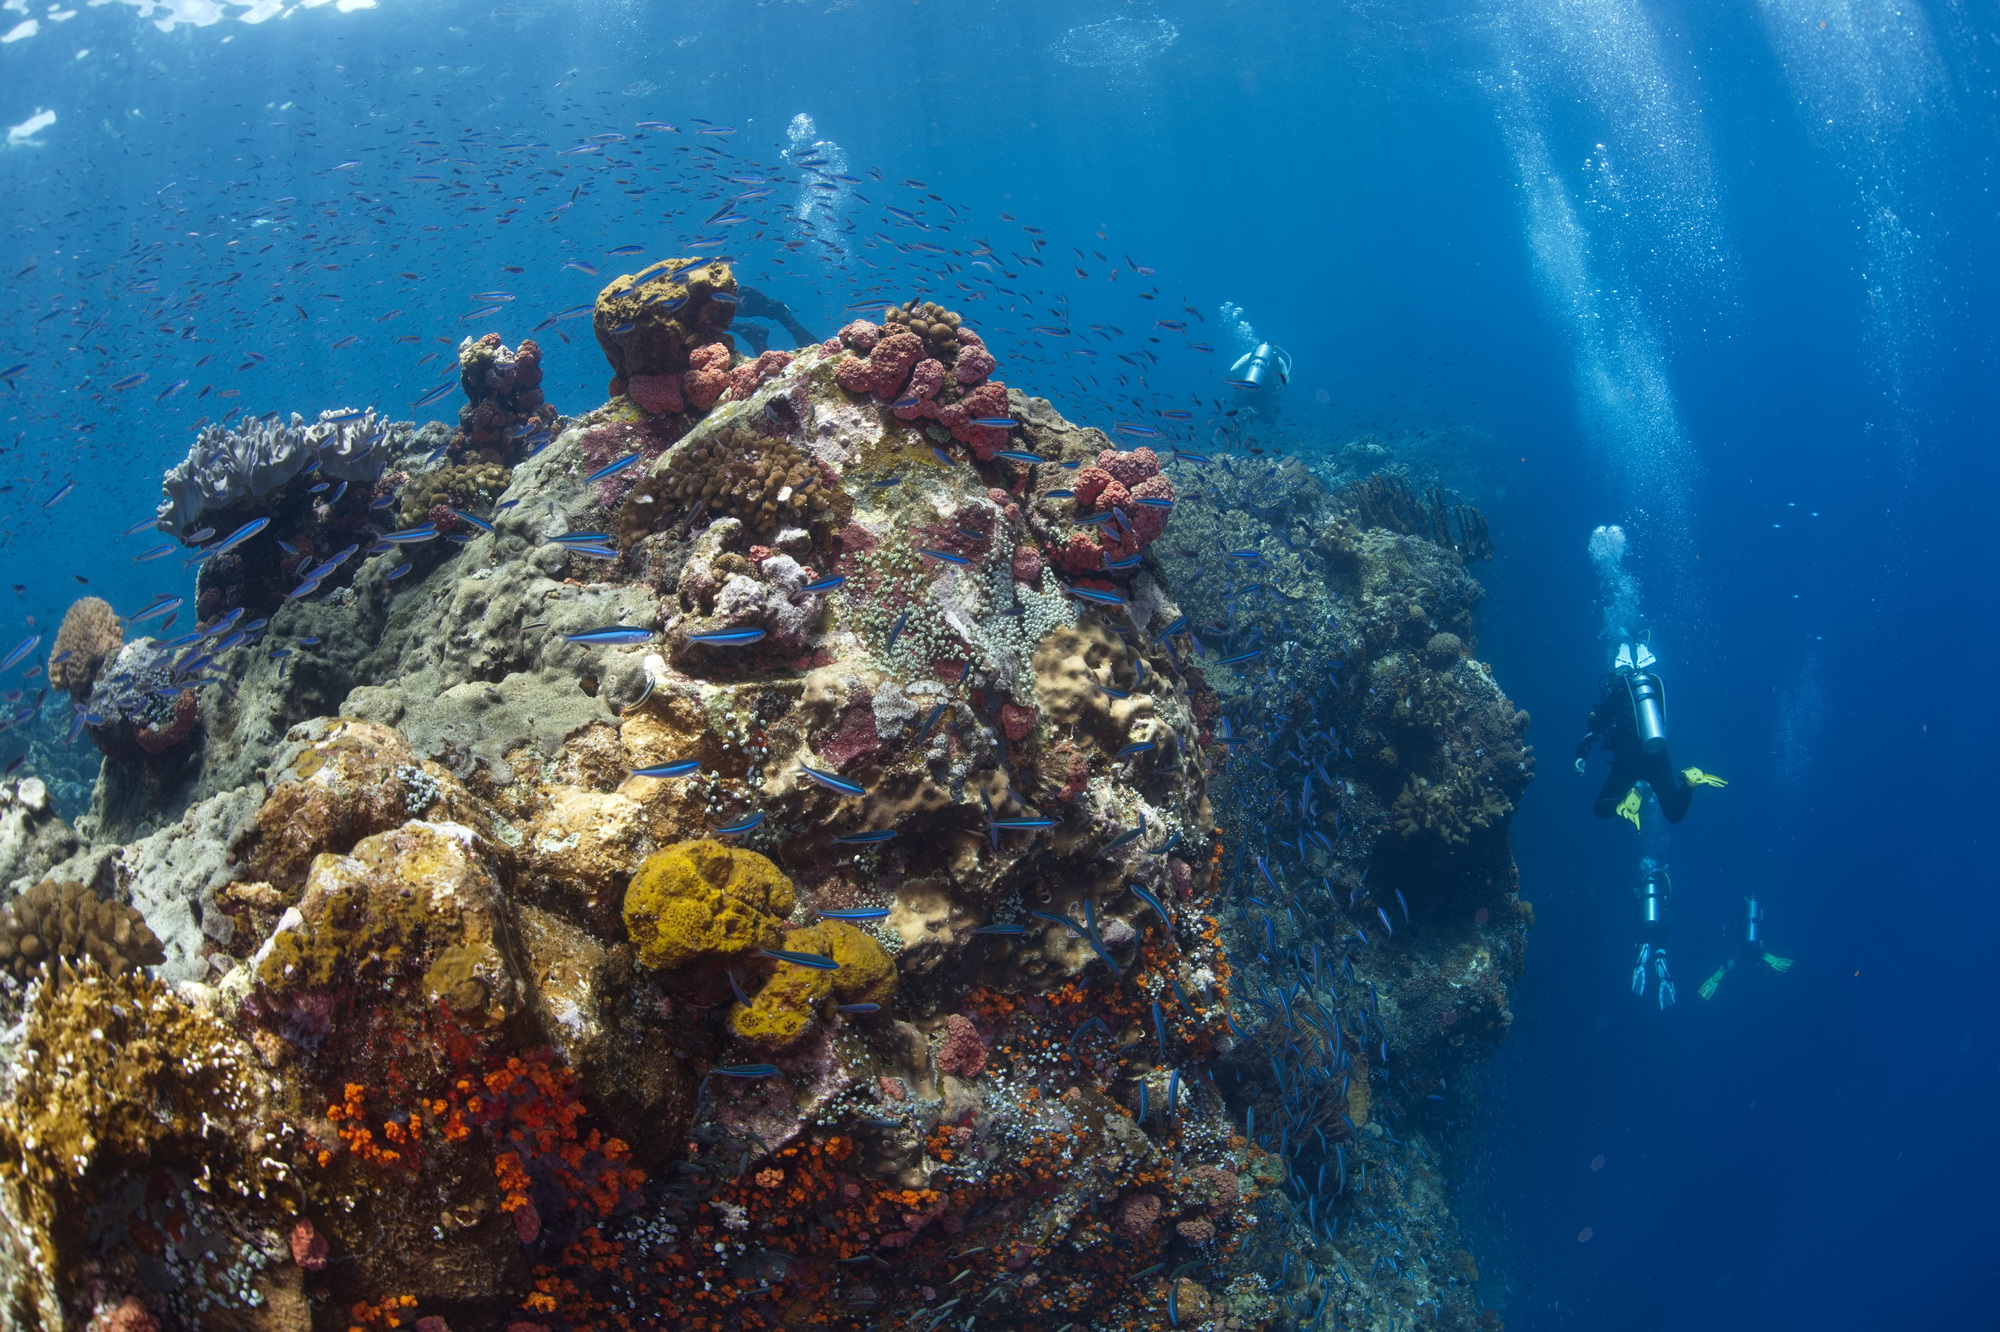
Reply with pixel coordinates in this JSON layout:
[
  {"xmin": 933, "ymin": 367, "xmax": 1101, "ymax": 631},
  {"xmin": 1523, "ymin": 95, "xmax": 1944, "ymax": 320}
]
[
  {"xmin": 1630, "ymin": 859, "xmax": 1676, "ymax": 1010},
  {"xmin": 1699, "ymin": 895, "xmax": 1794, "ymax": 1000},
  {"xmin": 731, "ymin": 286, "xmax": 819, "ymax": 354},
  {"xmin": 1226, "ymin": 340, "xmax": 1293, "ymax": 427},
  {"xmin": 1574, "ymin": 636, "xmax": 1727, "ymax": 829}
]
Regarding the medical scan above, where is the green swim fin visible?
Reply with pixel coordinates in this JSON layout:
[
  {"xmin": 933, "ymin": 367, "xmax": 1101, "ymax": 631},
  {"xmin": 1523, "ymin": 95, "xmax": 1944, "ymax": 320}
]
[
  {"xmin": 1615, "ymin": 788, "xmax": 1642, "ymax": 830},
  {"xmin": 1698, "ymin": 966, "xmax": 1727, "ymax": 1000},
  {"xmin": 1762, "ymin": 953, "xmax": 1793, "ymax": 973},
  {"xmin": 1681, "ymin": 767, "xmax": 1728, "ymax": 788}
]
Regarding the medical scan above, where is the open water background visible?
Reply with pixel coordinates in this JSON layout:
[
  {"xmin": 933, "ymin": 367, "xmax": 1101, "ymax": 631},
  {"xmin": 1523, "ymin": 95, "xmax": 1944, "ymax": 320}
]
[{"xmin": 1, "ymin": 1, "xmax": 1995, "ymax": 1326}]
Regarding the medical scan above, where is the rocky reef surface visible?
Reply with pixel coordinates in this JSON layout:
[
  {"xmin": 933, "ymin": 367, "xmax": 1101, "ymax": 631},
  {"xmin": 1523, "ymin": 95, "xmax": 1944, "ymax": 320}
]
[{"xmin": 0, "ymin": 262, "xmax": 1529, "ymax": 1332}]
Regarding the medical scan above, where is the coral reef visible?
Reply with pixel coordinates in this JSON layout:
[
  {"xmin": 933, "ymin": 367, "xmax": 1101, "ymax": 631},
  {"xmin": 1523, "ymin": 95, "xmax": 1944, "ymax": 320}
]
[
  {"xmin": 0, "ymin": 877, "xmax": 163, "ymax": 982},
  {"xmin": 154, "ymin": 408, "xmax": 392, "ymax": 539},
  {"xmin": 2, "ymin": 316, "xmax": 1530, "ymax": 1332},
  {"xmin": 0, "ymin": 778, "xmax": 78, "ymax": 897},
  {"xmin": 48, "ymin": 597, "xmax": 122, "ymax": 700},
  {"xmin": 400, "ymin": 460, "xmax": 511, "ymax": 531},
  {"xmin": 593, "ymin": 258, "xmax": 737, "ymax": 386},
  {"xmin": 452, "ymin": 333, "xmax": 559, "ymax": 466}
]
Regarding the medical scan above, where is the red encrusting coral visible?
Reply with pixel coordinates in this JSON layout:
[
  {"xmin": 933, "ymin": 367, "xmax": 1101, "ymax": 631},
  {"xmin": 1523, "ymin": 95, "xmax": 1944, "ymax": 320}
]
[
  {"xmin": 935, "ymin": 1013, "xmax": 988, "ymax": 1077},
  {"xmin": 624, "ymin": 373, "xmax": 685, "ymax": 416},
  {"xmin": 725, "ymin": 349, "xmax": 793, "ymax": 402}
]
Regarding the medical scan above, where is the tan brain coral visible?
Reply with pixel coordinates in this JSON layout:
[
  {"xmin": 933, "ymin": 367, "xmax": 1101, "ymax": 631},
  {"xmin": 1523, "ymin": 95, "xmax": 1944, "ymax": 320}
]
[{"xmin": 49, "ymin": 596, "xmax": 123, "ymax": 698}]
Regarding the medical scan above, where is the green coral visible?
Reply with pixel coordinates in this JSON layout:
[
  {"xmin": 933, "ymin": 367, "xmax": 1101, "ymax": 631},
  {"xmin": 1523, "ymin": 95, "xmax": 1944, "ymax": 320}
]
[
  {"xmin": 622, "ymin": 839, "xmax": 794, "ymax": 973},
  {"xmin": 728, "ymin": 920, "xmax": 897, "ymax": 1051}
]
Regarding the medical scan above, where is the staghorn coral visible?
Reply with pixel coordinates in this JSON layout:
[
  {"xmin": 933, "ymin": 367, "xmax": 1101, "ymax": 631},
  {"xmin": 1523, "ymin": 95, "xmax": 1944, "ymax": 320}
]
[
  {"xmin": 620, "ymin": 424, "xmax": 834, "ymax": 543},
  {"xmin": 727, "ymin": 919, "xmax": 897, "ymax": 1051},
  {"xmin": 48, "ymin": 596, "xmax": 122, "ymax": 699},
  {"xmin": 622, "ymin": 838, "xmax": 795, "ymax": 975},
  {"xmin": 399, "ymin": 460, "xmax": 510, "ymax": 530},
  {"xmin": 0, "ymin": 878, "xmax": 164, "ymax": 982}
]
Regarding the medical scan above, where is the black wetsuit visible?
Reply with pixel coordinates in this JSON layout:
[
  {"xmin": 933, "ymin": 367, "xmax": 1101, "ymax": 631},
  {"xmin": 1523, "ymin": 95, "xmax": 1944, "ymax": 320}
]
[
  {"xmin": 734, "ymin": 287, "xmax": 819, "ymax": 353},
  {"xmin": 1577, "ymin": 673, "xmax": 1692, "ymax": 823}
]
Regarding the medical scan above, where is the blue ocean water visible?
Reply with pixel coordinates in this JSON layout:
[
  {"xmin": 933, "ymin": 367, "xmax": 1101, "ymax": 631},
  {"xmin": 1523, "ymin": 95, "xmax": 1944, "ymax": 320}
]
[{"xmin": 1, "ymin": 1, "xmax": 1994, "ymax": 1327}]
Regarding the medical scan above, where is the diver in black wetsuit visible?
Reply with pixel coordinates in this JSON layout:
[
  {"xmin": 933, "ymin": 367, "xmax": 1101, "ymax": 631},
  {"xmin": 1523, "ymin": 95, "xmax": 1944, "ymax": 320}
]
[
  {"xmin": 1630, "ymin": 859, "xmax": 1676, "ymax": 1009},
  {"xmin": 1575, "ymin": 639, "xmax": 1722, "ymax": 825},
  {"xmin": 732, "ymin": 287, "xmax": 819, "ymax": 353}
]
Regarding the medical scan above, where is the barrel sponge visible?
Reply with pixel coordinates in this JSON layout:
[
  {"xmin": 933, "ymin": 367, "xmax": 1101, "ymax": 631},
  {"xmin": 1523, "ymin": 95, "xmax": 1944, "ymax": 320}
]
[
  {"xmin": 49, "ymin": 596, "xmax": 123, "ymax": 699},
  {"xmin": 623, "ymin": 838, "xmax": 795, "ymax": 972},
  {"xmin": 727, "ymin": 920, "xmax": 897, "ymax": 1050}
]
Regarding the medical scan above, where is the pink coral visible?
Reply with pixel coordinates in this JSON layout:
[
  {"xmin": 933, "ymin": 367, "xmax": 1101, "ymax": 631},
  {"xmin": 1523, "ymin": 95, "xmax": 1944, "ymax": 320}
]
[
  {"xmin": 682, "ymin": 342, "xmax": 732, "ymax": 411},
  {"xmin": 1000, "ymin": 703, "xmax": 1035, "ymax": 743},
  {"xmin": 1117, "ymin": 1191, "xmax": 1162, "ymax": 1239},
  {"xmin": 1052, "ymin": 532, "xmax": 1106, "ymax": 575},
  {"xmin": 726, "ymin": 349, "xmax": 794, "ymax": 402},
  {"xmin": 626, "ymin": 373, "xmax": 685, "ymax": 416},
  {"xmin": 954, "ymin": 340, "xmax": 997, "ymax": 385},
  {"xmin": 838, "ymin": 319, "xmax": 883, "ymax": 353},
  {"xmin": 1176, "ymin": 1218, "xmax": 1216, "ymax": 1244},
  {"xmin": 1011, "ymin": 544, "xmax": 1042, "ymax": 582},
  {"xmin": 890, "ymin": 357, "xmax": 947, "ymax": 420},
  {"xmin": 936, "ymin": 1013, "xmax": 987, "ymax": 1077},
  {"xmin": 88, "ymin": 1299, "xmax": 158, "ymax": 1332},
  {"xmin": 938, "ymin": 381, "xmax": 1012, "ymax": 459},
  {"xmin": 290, "ymin": 1217, "xmax": 328, "ymax": 1270},
  {"xmin": 835, "ymin": 330, "xmax": 924, "ymax": 399},
  {"xmin": 819, "ymin": 703, "xmax": 880, "ymax": 770},
  {"xmin": 1098, "ymin": 446, "xmax": 1161, "ymax": 487}
]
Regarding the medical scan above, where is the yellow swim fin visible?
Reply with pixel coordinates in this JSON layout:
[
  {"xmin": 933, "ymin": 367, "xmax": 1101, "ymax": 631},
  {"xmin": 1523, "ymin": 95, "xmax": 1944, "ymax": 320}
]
[
  {"xmin": 1681, "ymin": 767, "xmax": 1728, "ymax": 788},
  {"xmin": 1698, "ymin": 966, "xmax": 1726, "ymax": 1000},
  {"xmin": 1615, "ymin": 788, "xmax": 1642, "ymax": 830},
  {"xmin": 1762, "ymin": 953, "xmax": 1793, "ymax": 973}
]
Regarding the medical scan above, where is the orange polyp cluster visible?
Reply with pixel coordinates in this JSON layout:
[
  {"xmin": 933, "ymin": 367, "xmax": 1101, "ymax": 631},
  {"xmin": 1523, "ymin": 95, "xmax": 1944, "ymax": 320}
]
[
  {"xmin": 345, "ymin": 1293, "xmax": 416, "ymax": 1332},
  {"xmin": 325, "ymin": 1082, "xmax": 410, "ymax": 1169}
]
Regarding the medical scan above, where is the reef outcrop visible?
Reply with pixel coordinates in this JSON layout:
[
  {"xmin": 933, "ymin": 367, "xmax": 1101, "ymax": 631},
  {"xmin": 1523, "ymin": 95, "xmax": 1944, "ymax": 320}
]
[{"xmin": 0, "ymin": 283, "xmax": 1527, "ymax": 1332}]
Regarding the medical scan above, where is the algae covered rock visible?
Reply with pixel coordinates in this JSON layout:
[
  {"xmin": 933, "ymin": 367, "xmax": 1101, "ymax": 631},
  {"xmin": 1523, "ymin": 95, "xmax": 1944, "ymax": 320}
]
[
  {"xmin": 622, "ymin": 837, "xmax": 793, "ymax": 974},
  {"xmin": 728, "ymin": 919, "xmax": 898, "ymax": 1051},
  {"xmin": 593, "ymin": 257, "xmax": 737, "ymax": 381}
]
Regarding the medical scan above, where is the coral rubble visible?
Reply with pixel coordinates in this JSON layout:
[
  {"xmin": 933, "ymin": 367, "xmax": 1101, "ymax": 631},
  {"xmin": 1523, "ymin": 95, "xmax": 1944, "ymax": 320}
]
[{"xmin": 0, "ymin": 294, "xmax": 1527, "ymax": 1332}]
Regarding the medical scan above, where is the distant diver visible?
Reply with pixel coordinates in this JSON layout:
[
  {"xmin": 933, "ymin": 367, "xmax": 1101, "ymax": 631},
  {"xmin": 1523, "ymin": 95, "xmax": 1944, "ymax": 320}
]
[
  {"xmin": 1574, "ymin": 636, "xmax": 1726, "ymax": 828},
  {"xmin": 732, "ymin": 286, "xmax": 818, "ymax": 354},
  {"xmin": 1630, "ymin": 859, "xmax": 1676, "ymax": 1010},
  {"xmin": 1699, "ymin": 895, "xmax": 1793, "ymax": 1000},
  {"xmin": 1219, "ymin": 300, "xmax": 1291, "ymax": 426}
]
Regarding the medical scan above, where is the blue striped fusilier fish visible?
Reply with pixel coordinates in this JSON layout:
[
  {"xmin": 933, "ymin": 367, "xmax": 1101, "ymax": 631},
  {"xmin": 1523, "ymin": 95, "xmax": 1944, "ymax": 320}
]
[
  {"xmin": 816, "ymin": 906, "xmax": 891, "ymax": 919},
  {"xmin": 1134, "ymin": 497, "xmax": 1174, "ymax": 508},
  {"xmin": 411, "ymin": 381, "xmax": 457, "ymax": 408},
  {"xmin": 133, "ymin": 543, "xmax": 177, "ymax": 562},
  {"xmin": 632, "ymin": 760, "xmax": 701, "ymax": 778},
  {"xmin": 322, "ymin": 408, "xmax": 367, "ymax": 422},
  {"xmin": 584, "ymin": 454, "xmax": 640, "ymax": 484},
  {"xmin": 885, "ymin": 611, "xmax": 909, "ymax": 652},
  {"xmin": 462, "ymin": 304, "xmax": 503, "ymax": 321},
  {"xmin": 917, "ymin": 548, "xmax": 970, "ymax": 566},
  {"xmin": 131, "ymin": 597, "xmax": 182, "ymax": 623},
  {"xmin": 211, "ymin": 517, "xmax": 270, "ymax": 555},
  {"xmin": 562, "ymin": 545, "xmax": 619, "ymax": 559},
  {"xmin": 1217, "ymin": 649, "xmax": 1263, "ymax": 666},
  {"xmin": 831, "ymin": 830, "xmax": 898, "ymax": 845},
  {"xmin": 546, "ymin": 530, "xmax": 612, "ymax": 545},
  {"xmin": 1224, "ymin": 378, "xmax": 1262, "ymax": 390},
  {"xmin": 565, "ymin": 627, "xmax": 653, "ymax": 644},
  {"xmin": 1159, "ymin": 615, "xmax": 1189, "ymax": 637},
  {"xmin": 800, "ymin": 576, "xmax": 846, "ymax": 593},
  {"xmin": 43, "ymin": 483, "xmax": 73, "ymax": 509},
  {"xmin": 449, "ymin": 509, "xmax": 495, "ymax": 534},
  {"xmin": 715, "ymin": 813, "xmax": 765, "ymax": 835},
  {"xmin": 979, "ymin": 421, "xmax": 1025, "ymax": 432},
  {"xmin": 1114, "ymin": 742, "xmax": 1157, "ymax": 759},
  {"xmin": 993, "ymin": 449, "xmax": 1041, "ymax": 463},
  {"xmin": 386, "ymin": 563, "xmax": 413, "ymax": 580},
  {"xmin": 688, "ymin": 629, "xmax": 766, "ymax": 646},
  {"xmin": 607, "ymin": 244, "xmax": 645, "ymax": 256},
  {"xmin": 1045, "ymin": 489, "xmax": 1076, "ymax": 499},
  {"xmin": 1128, "ymin": 883, "xmax": 1173, "ymax": 929},
  {"xmin": 1115, "ymin": 423, "xmax": 1161, "ymax": 437},
  {"xmin": 0, "ymin": 636, "xmax": 39, "ymax": 673},
  {"xmin": 1065, "ymin": 585, "xmax": 1127, "ymax": 606},
  {"xmin": 709, "ymin": 1064, "xmax": 781, "ymax": 1078},
  {"xmin": 799, "ymin": 765, "xmax": 865, "ymax": 797},
  {"xmin": 989, "ymin": 817, "xmax": 1056, "ymax": 831},
  {"xmin": 760, "ymin": 947, "xmax": 838, "ymax": 970},
  {"xmin": 380, "ymin": 525, "xmax": 439, "ymax": 544},
  {"xmin": 971, "ymin": 923, "xmax": 1028, "ymax": 934},
  {"xmin": 835, "ymin": 1003, "xmax": 881, "ymax": 1014}
]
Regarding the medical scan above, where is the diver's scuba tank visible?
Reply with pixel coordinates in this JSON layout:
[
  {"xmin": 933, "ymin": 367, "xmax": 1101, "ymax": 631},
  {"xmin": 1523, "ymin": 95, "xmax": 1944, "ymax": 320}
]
[
  {"xmin": 1615, "ymin": 641, "xmax": 1668, "ymax": 753},
  {"xmin": 1638, "ymin": 863, "xmax": 1671, "ymax": 944},
  {"xmin": 1743, "ymin": 895, "xmax": 1763, "ymax": 952},
  {"xmin": 1228, "ymin": 342, "xmax": 1293, "ymax": 392}
]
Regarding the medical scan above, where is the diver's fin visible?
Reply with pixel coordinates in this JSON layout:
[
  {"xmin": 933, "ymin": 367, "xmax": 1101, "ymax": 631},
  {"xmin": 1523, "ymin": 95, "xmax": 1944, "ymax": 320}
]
[
  {"xmin": 1698, "ymin": 967, "xmax": 1726, "ymax": 1001},
  {"xmin": 1681, "ymin": 767, "xmax": 1728, "ymax": 788},
  {"xmin": 1615, "ymin": 788, "xmax": 1642, "ymax": 830},
  {"xmin": 1615, "ymin": 643, "xmax": 1635, "ymax": 671},
  {"xmin": 1762, "ymin": 953, "xmax": 1794, "ymax": 973},
  {"xmin": 1634, "ymin": 644, "xmax": 1657, "ymax": 670}
]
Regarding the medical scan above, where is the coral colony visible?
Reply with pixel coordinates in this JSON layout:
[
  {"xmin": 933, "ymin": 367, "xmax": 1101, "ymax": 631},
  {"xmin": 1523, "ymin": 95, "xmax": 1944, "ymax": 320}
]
[{"xmin": 0, "ymin": 260, "xmax": 1522, "ymax": 1332}]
